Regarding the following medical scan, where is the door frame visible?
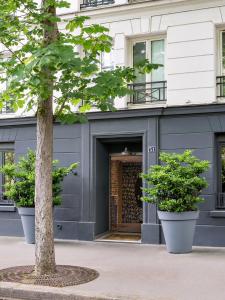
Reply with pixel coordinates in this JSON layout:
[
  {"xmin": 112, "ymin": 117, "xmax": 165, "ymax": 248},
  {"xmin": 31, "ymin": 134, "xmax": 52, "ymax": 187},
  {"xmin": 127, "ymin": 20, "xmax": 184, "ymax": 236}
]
[
  {"xmin": 91, "ymin": 132, "xmax": 146, "ymax": 238},
  {"xmin": 109, "ymin": 153, "xmax": 143, "ymax": 233}
]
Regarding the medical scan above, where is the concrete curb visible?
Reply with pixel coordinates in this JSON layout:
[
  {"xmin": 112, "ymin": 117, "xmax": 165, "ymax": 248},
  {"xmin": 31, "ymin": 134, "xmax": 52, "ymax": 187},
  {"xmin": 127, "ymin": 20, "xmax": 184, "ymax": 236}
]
[{"xmin": 0, "ymin": 286, "xmax": 118, "ymax": 300}]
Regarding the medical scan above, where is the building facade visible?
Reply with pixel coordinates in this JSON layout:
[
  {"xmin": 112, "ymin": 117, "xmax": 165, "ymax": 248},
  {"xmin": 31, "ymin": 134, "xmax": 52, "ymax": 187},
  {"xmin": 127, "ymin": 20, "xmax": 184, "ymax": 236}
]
[{"xmin": 1, "ymin": 0, "xmax": 225, "ymax": 246}]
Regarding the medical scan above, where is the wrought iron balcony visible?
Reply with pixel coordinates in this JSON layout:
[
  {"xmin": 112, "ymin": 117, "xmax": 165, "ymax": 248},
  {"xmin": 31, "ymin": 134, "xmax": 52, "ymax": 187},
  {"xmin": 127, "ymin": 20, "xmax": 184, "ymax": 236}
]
[
  {"xmin": 128, "ymin": 81, "xmax": 167, "ymax": 104},
  {"xmin": 216, "ymin": 193, "xmax": 225, "ymax": 209},
  {"xmin": 0, "ymin": 102, "xmax": 13, "ymax": 114},
  {"xmin": 217, "ymin": 76, "xmax": 225, "ymax": 98},
  {"xmin": 80, "ymin": 0, "xmax": 115, "ymax": 9},
  {"xmin": 130, "ymin": 0, "xmax": 161, "ymax": 2}
]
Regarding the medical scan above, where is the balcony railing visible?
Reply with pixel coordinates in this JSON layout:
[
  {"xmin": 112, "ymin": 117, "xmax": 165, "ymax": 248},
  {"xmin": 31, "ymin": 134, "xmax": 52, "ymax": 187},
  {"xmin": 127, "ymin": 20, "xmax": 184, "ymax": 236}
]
[
  {"xmin": 0, "ymin": 102, "xmax": 13, "ymax": 114},
  {"xmin": 128, "ymin": 81, "xmax": 167, "ymax": 104},
  {"xmin": 217, "ymin": 76, "xmax": 225, "ymax": 98},
  {"xmin": 80, "ymin": 0, "xmax": 115, "ymax": 8},
  {"xmin": 216, "ymin": 193, "xmax": 225, "ymax": 209}
]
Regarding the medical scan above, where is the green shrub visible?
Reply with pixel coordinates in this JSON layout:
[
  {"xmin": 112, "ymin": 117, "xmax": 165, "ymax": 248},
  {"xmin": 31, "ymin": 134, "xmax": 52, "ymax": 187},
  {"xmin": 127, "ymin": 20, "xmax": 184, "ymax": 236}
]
[
  {"xmin": 141, "ymin": 150, "xmax": 209, "ymax": 212},
  {"xmin": 0, "ymin": 149, "xmax": 78, "ymax": 207}
]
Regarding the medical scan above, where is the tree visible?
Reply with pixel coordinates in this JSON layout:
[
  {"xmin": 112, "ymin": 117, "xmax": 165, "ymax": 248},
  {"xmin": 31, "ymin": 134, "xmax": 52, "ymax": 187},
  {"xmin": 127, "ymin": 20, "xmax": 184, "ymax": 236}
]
[{"xmin": 0, "ymin": 0, "xmax": 157, "ymax": 276}]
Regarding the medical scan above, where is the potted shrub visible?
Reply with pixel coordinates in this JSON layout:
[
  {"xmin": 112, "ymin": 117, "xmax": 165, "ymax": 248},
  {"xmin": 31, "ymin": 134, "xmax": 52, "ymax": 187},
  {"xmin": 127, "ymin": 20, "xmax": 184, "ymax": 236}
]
[
  {"xmin": 141, "ymin": 150, "xmax": 209, "ymax": 254},
  {"xmin": 0, "ymin": 149, "xmax": 78, "ymax": 244}
]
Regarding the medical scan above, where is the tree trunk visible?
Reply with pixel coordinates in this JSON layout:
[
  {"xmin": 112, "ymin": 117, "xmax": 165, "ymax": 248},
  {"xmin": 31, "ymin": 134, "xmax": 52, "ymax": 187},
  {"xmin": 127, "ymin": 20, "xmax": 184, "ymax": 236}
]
[
  {"xmin": 35, "ymin": 0, "xmax": 58, "ymax": 276},
  {"xmin": 35, "ymin": 97, "xmax": 55, "ymax": 276}
]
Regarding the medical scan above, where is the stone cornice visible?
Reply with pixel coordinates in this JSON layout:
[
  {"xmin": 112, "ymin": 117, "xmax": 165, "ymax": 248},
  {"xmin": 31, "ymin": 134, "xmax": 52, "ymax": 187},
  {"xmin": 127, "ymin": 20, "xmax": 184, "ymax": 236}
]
[
  {"xmin": 62, "ymin": 0, "xmax": 225, "ymax": 20},
  {"xmin": 1, "ymin": 103, "xmax": 225, "ymax": 126}
]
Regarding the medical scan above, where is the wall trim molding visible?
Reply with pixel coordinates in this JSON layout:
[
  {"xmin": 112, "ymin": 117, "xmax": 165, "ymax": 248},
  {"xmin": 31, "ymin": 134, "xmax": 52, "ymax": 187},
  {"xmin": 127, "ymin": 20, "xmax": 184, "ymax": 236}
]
[{"xmin": 2, "ymin": 103, "xmax": 225, "ymax": 126}]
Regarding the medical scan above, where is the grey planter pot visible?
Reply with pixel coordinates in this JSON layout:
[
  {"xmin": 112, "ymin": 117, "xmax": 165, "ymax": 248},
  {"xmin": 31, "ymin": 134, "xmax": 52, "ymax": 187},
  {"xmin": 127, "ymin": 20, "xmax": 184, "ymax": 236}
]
[
  {"xmin": 158, "ymin": 210, "xmax": 199, "ymax": 254},
  {"xmin": 17, "ymin": 207, "xmax": 35, "ymax": 244}
]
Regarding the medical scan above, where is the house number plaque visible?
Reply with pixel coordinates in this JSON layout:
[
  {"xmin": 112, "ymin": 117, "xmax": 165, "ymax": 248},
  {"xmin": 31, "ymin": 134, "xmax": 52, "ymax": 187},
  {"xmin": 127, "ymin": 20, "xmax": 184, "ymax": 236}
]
[{"xmin": 148, "ymin": 146, "xmax": 156, "ymax": 153}]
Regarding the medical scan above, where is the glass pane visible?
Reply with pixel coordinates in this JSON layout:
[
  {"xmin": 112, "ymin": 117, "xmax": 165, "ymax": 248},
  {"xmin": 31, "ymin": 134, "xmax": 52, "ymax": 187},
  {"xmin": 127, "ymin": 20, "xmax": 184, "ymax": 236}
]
[
  {"xmin": 151, "ymin": 39, "xmax": 165, "ymax": 82},
  {"xmin": 4, "ymin": 151, "xmax": 14, "ymax": 165},
  {"xmin": 221, "ymin": 147, "xmax": 225, "ymax": 193},
  {"xmin": 133, "ymin": 42, "xmax": 146, "ymax": 84},
  {"xmin": 133, "ymin": 42, "xmax": 146, "ymax": 103},
  {"xmin": 1, "ymin": 151, "xmax": 14, "ymax": 205},
  {"xmin": 101, "ymin": 52, "xmax": 113, "ymax": 70},
  {"xmin": 222, "ymin": 32, "xmax": 225, "ymax": 75},
  {"xmin": 151, "ymin": 40, "xmax": 165, "ymax": 101}
]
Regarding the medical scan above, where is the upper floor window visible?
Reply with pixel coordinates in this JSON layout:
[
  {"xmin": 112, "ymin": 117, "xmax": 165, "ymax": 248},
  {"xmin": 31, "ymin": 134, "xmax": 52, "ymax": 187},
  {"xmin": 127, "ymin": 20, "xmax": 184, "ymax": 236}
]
[
  {"xmin": 0, "ymin": 76, "xmax": 14, "ymax": 114},
  {"xmin": 0, "ymin": 144, "xmax": 14, "ymax": 206},
  {"xmin": 80, "ymin": 0, "xmax": 115, "ymax": 9},
  {"xmin": 101, "ymin": 51, "xmax": 114, "ymax": 71},
  {"xmin": 129, "ymin": 38, "xmax": 166, "ymax": 104},
  {"xmin": 0, "ymin": 102, "xmax": 13, "ymax": 114},
  {"xmin": 217, "ymin": 31, "xmax": 225, "ymax": 98}
]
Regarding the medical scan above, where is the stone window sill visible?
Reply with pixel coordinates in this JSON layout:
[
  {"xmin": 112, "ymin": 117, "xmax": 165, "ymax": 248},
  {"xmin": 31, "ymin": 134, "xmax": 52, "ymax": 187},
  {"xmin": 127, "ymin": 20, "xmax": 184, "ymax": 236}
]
[
  {"xmin": 0, "ymin": 206, "xmax": 16, "ymax": 212},
  {"xmin": 210, "ymin": 210, "xmax": 225, "ymax": 218}
]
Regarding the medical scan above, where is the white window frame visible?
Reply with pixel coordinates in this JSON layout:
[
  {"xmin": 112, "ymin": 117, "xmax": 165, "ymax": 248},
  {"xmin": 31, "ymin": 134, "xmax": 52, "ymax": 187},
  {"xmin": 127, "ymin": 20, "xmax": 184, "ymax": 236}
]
[
  {"xmin": 100, "ymin": 51, "xmax": 114, "ymax": 71},
  {"xmin": 129, "ymin": 35, "xmax": 167, "ymax": 83},
  {"xmin": 218, "ymin": 30, "xmax": 225, "ymax": 76},
  {"xmin": 0, "ymin": 144, "xmax": 14, "ymax": 206}
]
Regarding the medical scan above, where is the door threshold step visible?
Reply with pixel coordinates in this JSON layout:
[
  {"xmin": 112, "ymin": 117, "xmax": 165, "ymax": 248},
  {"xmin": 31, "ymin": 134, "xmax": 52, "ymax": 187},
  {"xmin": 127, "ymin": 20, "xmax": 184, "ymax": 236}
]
[{"xmin": 95, "ymin": 232, "xmax": 141, "ymax": 243}]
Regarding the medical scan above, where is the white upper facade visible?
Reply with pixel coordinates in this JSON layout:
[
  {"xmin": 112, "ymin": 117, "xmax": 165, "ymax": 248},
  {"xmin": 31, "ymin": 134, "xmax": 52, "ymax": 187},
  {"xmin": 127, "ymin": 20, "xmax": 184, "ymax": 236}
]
[
  {"xmin": 73, "ymin": 0, "xmax": 225, "ymax": 109},
  {"xmin": 2, "ymin": 0, "xmax": 225, "ymax": 117}
]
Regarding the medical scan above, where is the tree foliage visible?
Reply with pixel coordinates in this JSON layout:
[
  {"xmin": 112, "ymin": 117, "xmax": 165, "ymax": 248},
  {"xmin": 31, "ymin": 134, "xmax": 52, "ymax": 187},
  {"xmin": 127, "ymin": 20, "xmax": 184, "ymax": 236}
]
[
  {"xmin": 0, "ymin": 1, "xmax": 158, "ymax": 121},
  {"xmin": 141, "ymin": 150, "xmax": 209, "ymax": 212},
  {"xmin": 0, "ymin": 0, "xmax": 159, "ymax": 275},
  {"xmin": 0, "ymin": 149, "xmax": 78, "ymax": 207}
]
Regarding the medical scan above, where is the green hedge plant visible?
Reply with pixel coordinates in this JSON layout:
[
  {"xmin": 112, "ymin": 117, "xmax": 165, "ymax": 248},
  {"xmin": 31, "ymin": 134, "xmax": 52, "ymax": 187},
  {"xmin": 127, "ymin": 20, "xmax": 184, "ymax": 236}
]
[
  {"xmin": 141, "ymin": 150, "xmax": 209, "ymax": 212},
  {"xmin": 0, "ymin": 149, "xmax": 78, "ymax": 207}
]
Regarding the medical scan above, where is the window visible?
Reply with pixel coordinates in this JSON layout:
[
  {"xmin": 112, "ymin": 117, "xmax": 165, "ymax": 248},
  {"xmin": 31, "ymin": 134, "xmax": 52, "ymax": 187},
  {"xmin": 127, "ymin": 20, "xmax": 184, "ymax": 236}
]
[
  {"xmin": 0, "ymin": 103, "xmax": 13, "ymax": 114},
  {"xmin": 80, "ymin": 0, "xmax": 115, "ymax": 9},
  {"xmin": 217, "ymin": 31, "xmax": 225, "ymax": 98},
  {"xmin": 0, "ymin": 145, "xmax": 14, "ymax": 206},
  {"xmin": 130, "ymin": 38, "xmax": 166, "ymax": 104},
  {"xmin": 0, "ymin": 76, "xmax": 14, "ymax": 114},
  {"xmin": 101, "ymin": 51, "xmax": 114, "ymax": 71},
  {"xmin": 219, "ymin": 31, "xmax": 225, "ymax": 76}
]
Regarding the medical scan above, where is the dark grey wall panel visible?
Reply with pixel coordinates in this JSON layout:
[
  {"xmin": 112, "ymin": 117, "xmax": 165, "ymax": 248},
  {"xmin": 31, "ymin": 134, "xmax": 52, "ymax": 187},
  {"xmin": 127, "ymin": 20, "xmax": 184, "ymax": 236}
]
[
  {"xmin": 143, "ymin": 118, "xmax": 158, "ymax": 224},
  {"xmin": 0, "ymin": 122, "xmax": 82, "ymax": 240},
  {"xmin": 0, "ymin": 219, "xmax": 23, "ymax": 236},
  {"xmin": 208, "ymin": 116, "xmax": 223, "ymax": 132},
  {"xmin": 0, "ymin": 128, "xmax": 18, "ymax": 142},
  {"xmin": 54, "ymin": 221, "xmax": 78, "ymax": 239},
  {"xmin": 53, "ymin": 138, "xmax": 81, "ymax": 153},
  {"xmin": 161, "ymin": 116, "xmax": 212, "ymax": 134},
  {"xmin": 62, "ymin": 175, "xmax": 81, "ymax": 194},
  {"xmin": 61, "ymin": 194, "xmax": 81, "ymax": 209},
  {"xmin": 160, "ymin": 114, "xmax": 225, "ymax": 238},
  {"xmin": 217, "ymin": 116, "xmax": 225, "ymax": 131},
  {"xmin": 94, "ymin": 139, "xmax": 109, "ymax": 236},
  {"xmin": 199, "ymin": 195, "xmax": 216, "ymax": 211},
  {"xmin": 91, "ymin": 118, "xmax": 148, "ymax": 134},
  {"xmin": 142, "ymin": 223, "xmax": 160, "ymax": 244},
  {"xmin": 53, "ymin": 124, "xmax": 81, "ymax": 139},
  {"xmin": 161, "ymin": 148, "xmax": 214, "ymax": 161},
  {"xmin": 0, "ymin": 211, "xmax": 20, "ymax": 219},
  {"xmin": 78, "ymin": 222, "xmax": 95, "ymax": 241},
  {"xmin": 194, "ymin": 225, "xmax": 225, "ymax": 246},
  {"xmin": 54, "ymin": 207, "xmax": 79, "ymax": 221},
  {"xmin": 15, "ymin": 140, "xmax": 36, "ymax": 153},
  {"xmin": 53, "ymin": 153, "xmax": 80, "ymax": 167},
  {"xmin": 160, "ymin": 132, "xmax": 214, "ymax": 150},
  {"xmin": 16, "ymin": 126, "xmax": 36, "ymax": 140},
  {"xmin": 80, "ymin": 123, "xmax": 91, "ymax": 222},
  {"xmin": 197, "ymin": 211, "xmax": 225, "ymax": 226}
]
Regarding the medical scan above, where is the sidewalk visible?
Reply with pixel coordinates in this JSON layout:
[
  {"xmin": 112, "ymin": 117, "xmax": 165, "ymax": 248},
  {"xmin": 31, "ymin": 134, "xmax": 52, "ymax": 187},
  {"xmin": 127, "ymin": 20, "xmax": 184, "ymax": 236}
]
[{"xmin": 0, "ymin": 237, "xmax": 225, "ymax": 300}]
